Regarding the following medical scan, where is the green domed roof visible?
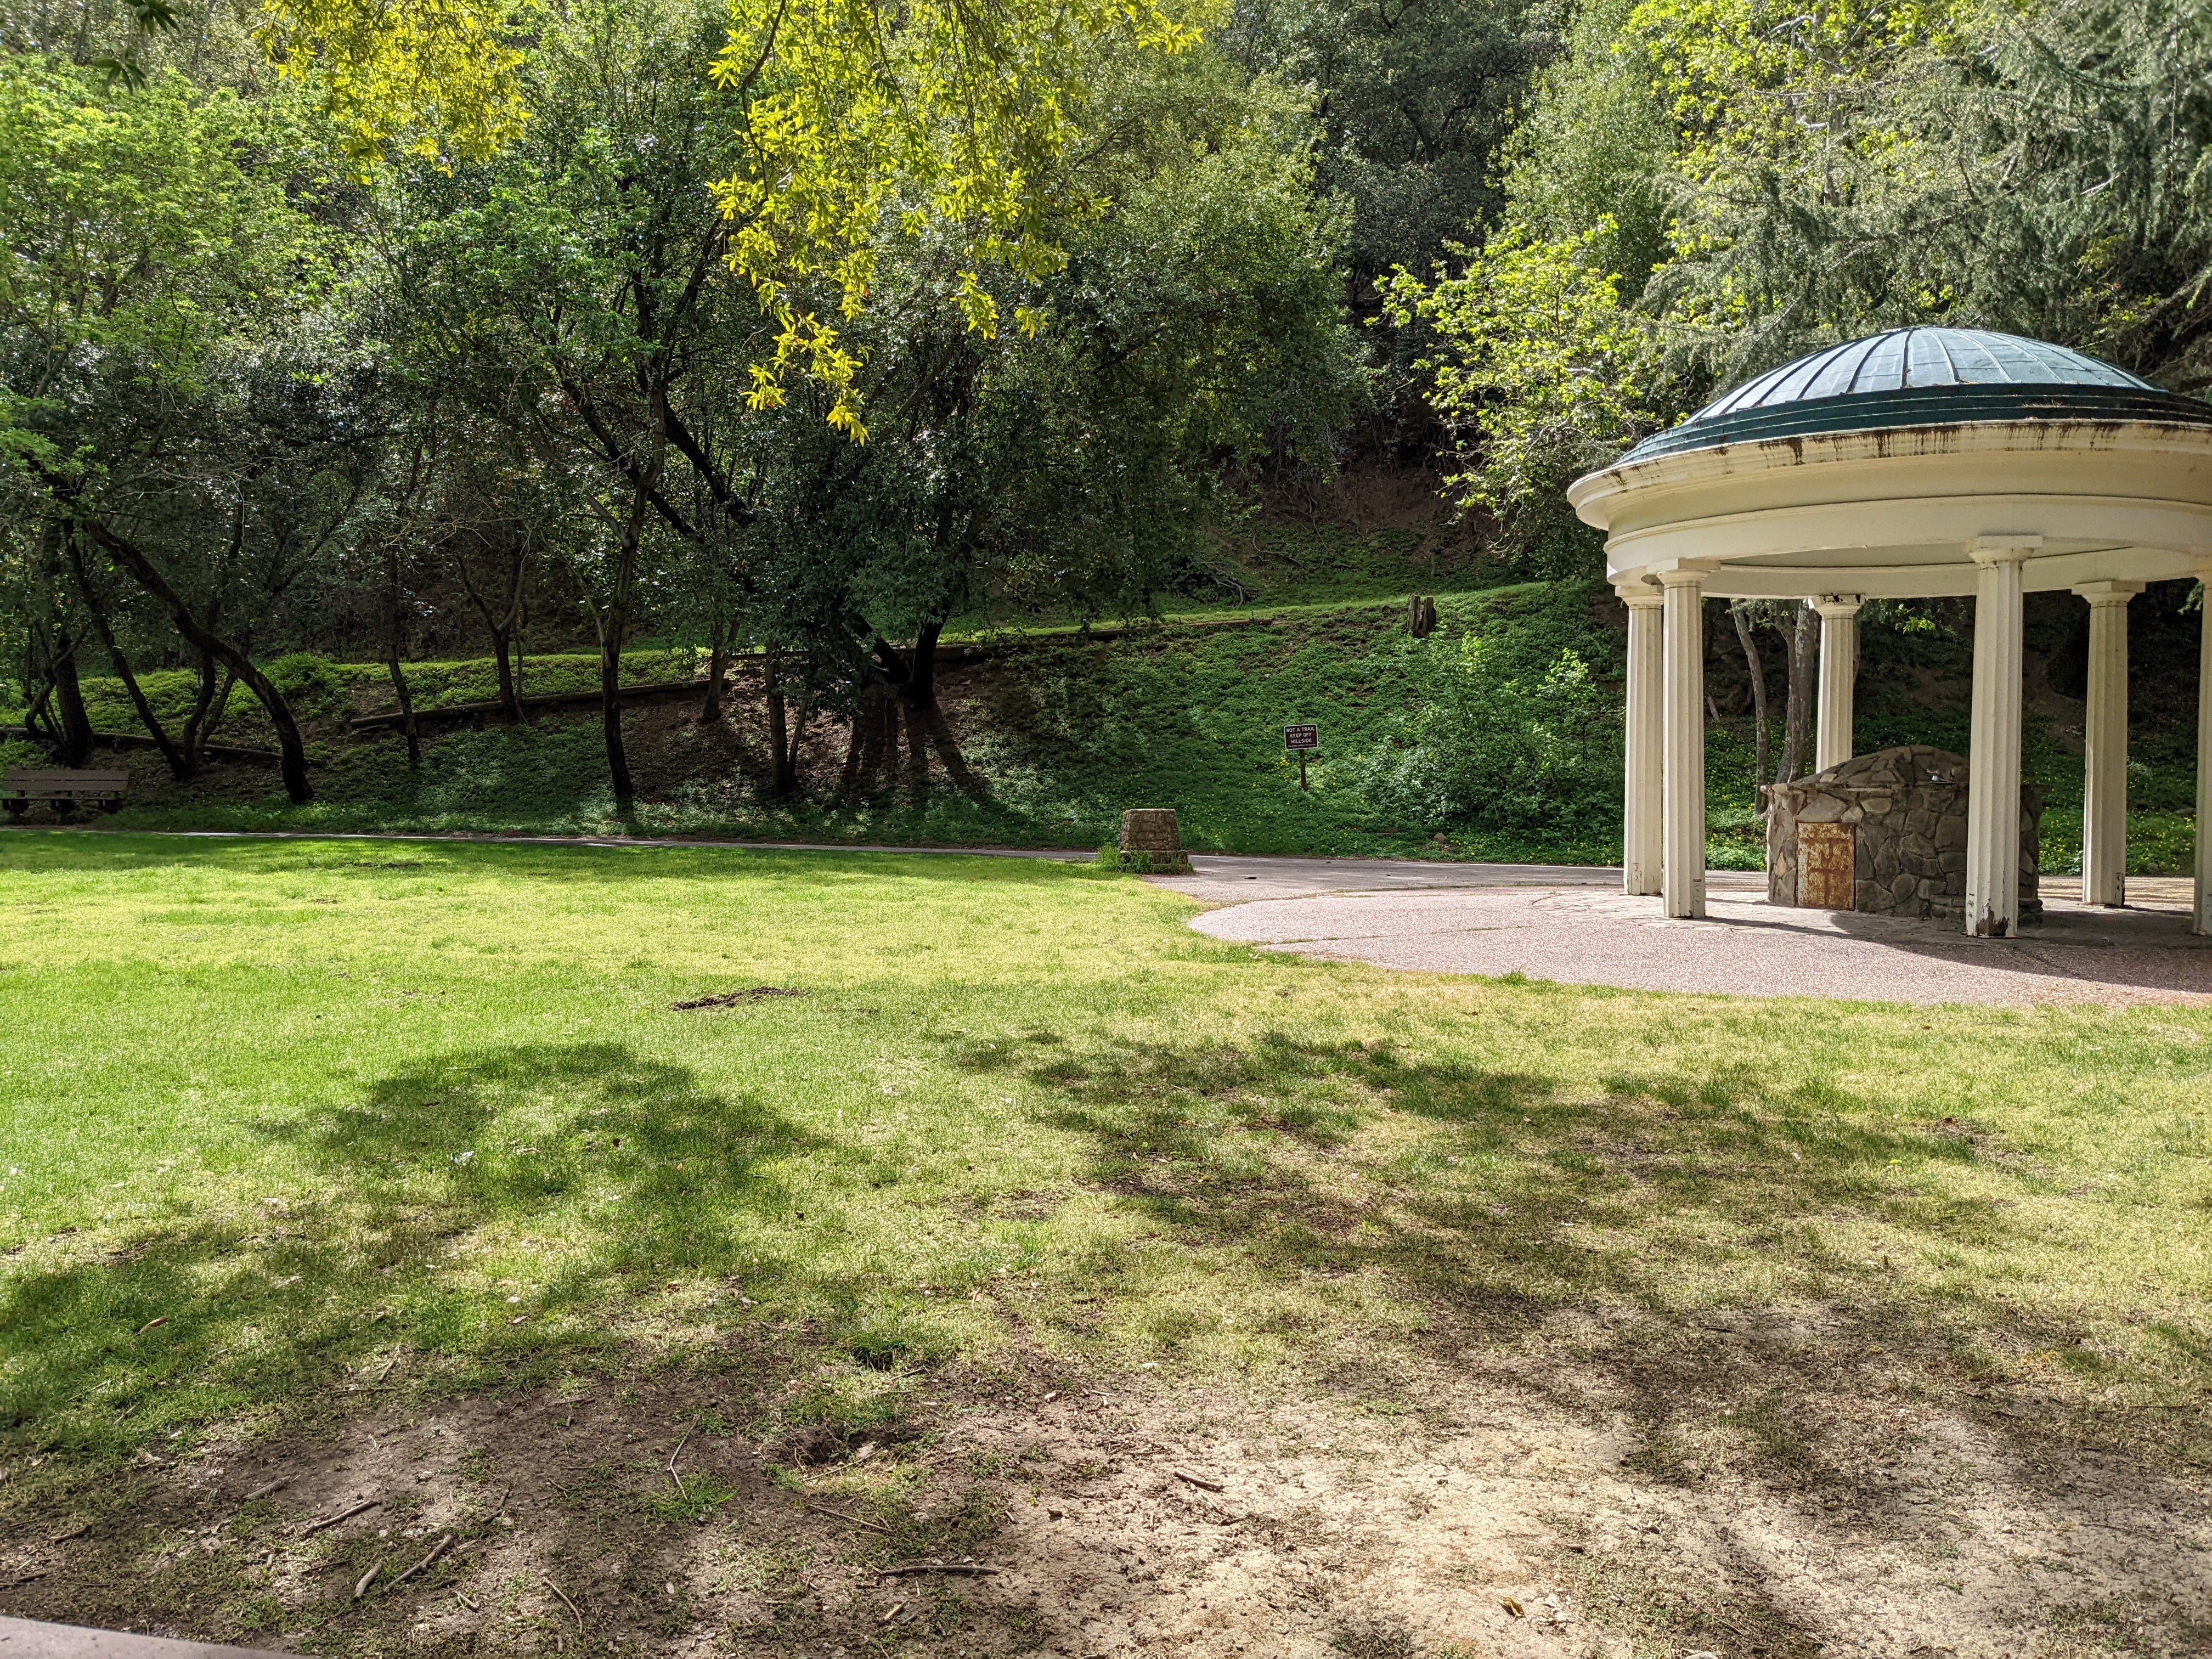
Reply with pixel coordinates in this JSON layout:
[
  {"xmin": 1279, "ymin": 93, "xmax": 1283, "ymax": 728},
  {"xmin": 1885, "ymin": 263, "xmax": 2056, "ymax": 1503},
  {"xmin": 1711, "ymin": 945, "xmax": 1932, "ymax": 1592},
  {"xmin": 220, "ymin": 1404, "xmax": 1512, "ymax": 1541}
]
[{"xmin": 1621, "ymin": 328, "xmax": 2212, "ymax": 464}]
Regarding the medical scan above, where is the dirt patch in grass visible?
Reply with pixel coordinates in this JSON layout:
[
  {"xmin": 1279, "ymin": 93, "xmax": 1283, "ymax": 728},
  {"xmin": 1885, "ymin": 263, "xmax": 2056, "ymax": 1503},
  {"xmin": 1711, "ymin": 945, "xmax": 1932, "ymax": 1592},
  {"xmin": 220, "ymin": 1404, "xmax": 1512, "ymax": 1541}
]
[
  {"xmin": 672, "ymin": 988, "xmax": 811, "ymax": 1012},
  {"xmin": 2, "ymin": 1323, "xmax": 2204, "ymax": 1657}
]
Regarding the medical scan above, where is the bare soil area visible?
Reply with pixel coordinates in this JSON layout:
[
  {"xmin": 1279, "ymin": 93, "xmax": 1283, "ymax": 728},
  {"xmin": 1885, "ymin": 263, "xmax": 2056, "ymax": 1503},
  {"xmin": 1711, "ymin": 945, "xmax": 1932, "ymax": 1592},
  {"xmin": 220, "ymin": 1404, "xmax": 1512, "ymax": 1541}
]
[{"xmin": 4, "ymin": 1323, "xmax": 2202, "ymax": 1659}]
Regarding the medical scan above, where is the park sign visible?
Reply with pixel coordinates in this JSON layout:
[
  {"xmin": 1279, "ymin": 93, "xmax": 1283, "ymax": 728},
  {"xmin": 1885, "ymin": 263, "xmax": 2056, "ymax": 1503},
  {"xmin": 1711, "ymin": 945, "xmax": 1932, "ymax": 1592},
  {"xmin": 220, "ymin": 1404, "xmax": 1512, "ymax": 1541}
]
[{"xmin": 1284, "ymin": 723, "xmax": 1318, "ymax": 789}]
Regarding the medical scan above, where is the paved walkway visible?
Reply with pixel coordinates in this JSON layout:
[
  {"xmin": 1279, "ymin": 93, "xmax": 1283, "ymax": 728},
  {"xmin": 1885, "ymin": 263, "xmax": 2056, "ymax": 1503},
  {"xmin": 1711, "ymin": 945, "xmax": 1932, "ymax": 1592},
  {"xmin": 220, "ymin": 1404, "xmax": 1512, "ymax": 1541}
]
[
  {"xmin": 1160, "ymin": 854, "xmax": 1728, "ymax": 901},
  {"xmin": 1185, "ymin": 880, "xmax": 2212, "ymax": 1007},
  {"xmin": 0, "ymin": 1614, "xmax": 280, "ymax": 1657}
]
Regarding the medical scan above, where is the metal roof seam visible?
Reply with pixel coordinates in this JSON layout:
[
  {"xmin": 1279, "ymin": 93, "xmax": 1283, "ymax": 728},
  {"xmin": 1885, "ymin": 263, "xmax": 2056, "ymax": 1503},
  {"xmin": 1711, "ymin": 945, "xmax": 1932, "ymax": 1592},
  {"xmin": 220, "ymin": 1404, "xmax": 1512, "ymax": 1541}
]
[
  {"xmin": 1773, "ymin": 342, "xmax": 1846, "ymax": 407},
  {"xmin": 1840, "ymin": 334, "xmax": 1884, "ymax": 396},
  {"xmin": 1930, "ymin": 330, "xmax": 1963, "ymax": 386}
]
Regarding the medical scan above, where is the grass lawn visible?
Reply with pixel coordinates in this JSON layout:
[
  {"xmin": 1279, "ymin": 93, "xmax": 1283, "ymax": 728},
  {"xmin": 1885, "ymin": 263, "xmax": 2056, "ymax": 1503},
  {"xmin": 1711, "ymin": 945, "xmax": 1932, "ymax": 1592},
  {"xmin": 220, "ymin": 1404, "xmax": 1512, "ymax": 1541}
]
[{"xmin": 2, "ymin": 832, "xmax": 2209, "ymax": 1656}]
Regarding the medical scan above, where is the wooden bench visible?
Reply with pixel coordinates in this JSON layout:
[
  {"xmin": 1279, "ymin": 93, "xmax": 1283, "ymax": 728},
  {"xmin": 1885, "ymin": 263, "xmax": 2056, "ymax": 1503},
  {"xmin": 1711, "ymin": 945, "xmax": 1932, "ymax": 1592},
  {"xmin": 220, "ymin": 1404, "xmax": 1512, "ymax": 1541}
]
[{"xmin": 2, "ymin": 768, "xmax": 129, "ymax": 817}]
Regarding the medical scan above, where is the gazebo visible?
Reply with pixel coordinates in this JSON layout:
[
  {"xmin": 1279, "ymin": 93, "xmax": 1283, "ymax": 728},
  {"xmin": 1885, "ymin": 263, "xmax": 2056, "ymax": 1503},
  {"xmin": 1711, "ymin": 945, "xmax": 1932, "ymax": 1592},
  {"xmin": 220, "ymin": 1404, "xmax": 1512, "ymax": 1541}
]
[{"xmin": 1567, "ymin": 327, "xmax": 2212, "ymax": 936}]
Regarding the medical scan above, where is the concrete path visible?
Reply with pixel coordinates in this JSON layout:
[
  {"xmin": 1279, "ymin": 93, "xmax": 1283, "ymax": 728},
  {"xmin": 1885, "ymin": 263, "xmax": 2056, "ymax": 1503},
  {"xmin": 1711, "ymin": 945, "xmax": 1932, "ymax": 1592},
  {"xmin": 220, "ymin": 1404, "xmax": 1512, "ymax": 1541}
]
[
  {"xmin": 0, "ymin": 1616, "xmax": 280, "ymax": 1658},
  {"xmin": 1163, "ymin": 854, "xmax": 1762, "ymax": 903},
  {"xmin": 1187, "ymin": 883, "xmax": 2212, "ymax": 1007}
]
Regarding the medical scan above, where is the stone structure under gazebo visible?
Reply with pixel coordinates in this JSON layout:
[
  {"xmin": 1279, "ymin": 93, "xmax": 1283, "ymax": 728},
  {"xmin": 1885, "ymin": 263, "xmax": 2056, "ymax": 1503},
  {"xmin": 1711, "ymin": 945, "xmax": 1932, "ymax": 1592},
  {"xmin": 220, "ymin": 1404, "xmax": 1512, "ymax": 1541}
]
[
  {"xmin": 1569, "ymin": 326, "xmax": 2212, "ymax": 937},
  {"xmin": 1764, "ymin": 745, "xmax": 2044, "ymax": 922}
]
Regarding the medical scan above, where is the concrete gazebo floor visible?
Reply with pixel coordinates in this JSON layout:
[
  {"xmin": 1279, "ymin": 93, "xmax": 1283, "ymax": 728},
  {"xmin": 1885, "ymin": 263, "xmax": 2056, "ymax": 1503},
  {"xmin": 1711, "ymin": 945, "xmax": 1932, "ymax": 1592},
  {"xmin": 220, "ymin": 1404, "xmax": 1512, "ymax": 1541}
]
[{"xmin": 1171, "ymin": 870, "xmax": 2212, "ymax": 1008}]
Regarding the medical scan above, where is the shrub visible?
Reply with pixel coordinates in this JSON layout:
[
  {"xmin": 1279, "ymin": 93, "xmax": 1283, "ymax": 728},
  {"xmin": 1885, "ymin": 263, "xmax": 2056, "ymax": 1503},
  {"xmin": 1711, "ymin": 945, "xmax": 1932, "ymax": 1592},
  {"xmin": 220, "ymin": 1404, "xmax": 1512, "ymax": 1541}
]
[
  {"xmin": 1093, "ymin": 842, "xmax": 1194, "ymax": 874},
  {"xmin": 1349, "ymin": 633, "xmax": 1618, "ymax": 838}
]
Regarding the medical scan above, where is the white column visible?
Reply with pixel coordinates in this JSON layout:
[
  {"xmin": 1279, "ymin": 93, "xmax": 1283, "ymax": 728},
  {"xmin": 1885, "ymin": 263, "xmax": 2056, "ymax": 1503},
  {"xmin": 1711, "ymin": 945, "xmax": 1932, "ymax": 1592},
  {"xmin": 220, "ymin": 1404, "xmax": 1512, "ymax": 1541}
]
[
  {"xmin": 2196, "ymin": 567, "xmax": 2212, "ymax": 935},
  {"xmin": 2075, "ymin": 581, "xmax": 2141, "ymax": 908},
  {"xmin": 1659, "ymin": 568, "xmax": 1707, "ymax": 919},
  {"xmin": 1964, "ymin": 538, "xmax": 2035, "ymax": 937},
  {"xmin": 1814, "ymin": 594, "xmax": 1863, "ymax": 774},
  {"xmin": 1620, "ymin": 584, "xmax": 1664, "ymax": 896}
]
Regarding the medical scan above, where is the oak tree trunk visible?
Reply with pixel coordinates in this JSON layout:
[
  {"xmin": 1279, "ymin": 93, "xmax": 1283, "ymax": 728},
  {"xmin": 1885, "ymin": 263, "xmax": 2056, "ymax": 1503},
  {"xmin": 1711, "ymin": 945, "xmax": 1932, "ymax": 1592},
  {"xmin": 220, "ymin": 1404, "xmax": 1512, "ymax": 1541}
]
[
  {"xmin": 387, "ymin": 554, "xmax": 421, "ymax": 766},
  {"xmin": 67, "ymin": 540, "xmax": 188, "ymax": 778},
  {"xmin": 602, "ymin": 644, "xmax": 631, "ymax": 804},
  {"xmin": 702, "ymin": 640, "xmax": 728, "ymax": 722},
  {"xmin": 1730, "ymin": 602, "xmax": 1770, "ymax": 795},
  {"xmin": 599, "ymin": 456, "xmax": 660, "ymax": 808},
  {"xmin": 179, "ymin": 650, "xmax": 220, "ymax": 772},
  {"xmin": 1776, "ymin": 600, "xmax": 1818, "ymax": 785},
  {"xmin": 50, "ymin": 628, "xmax": 94, "ymax": 768},
  {"xmin": 87, "ymin": 518, "xmax": 313, "ymax": 802},
  {"xmin": 489, "ymin": 625, "xmax": 518, "ymax": 720},
  {"xmin": 387, "ymin": 654, "xmax": 421, "ymax": 768},
  {"xmin": 907, "ymin": 621, "xmax": 941, "ymax": 709},
  {"xmin": 868, "ymin": 624, "xmax": 977, "ymax": 799}
]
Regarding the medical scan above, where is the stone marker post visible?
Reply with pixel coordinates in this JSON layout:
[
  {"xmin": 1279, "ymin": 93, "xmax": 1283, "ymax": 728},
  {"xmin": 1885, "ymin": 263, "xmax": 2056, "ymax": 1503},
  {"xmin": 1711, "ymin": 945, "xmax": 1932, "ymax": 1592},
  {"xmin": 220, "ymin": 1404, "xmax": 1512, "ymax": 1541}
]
[
  {"xmin": 1118, "ymin": 809, "xmax": 1192, "ymax": 873},
  {"xmin": 1121, "ymin": 809, "xmax": 1181, "ymax": 855}
]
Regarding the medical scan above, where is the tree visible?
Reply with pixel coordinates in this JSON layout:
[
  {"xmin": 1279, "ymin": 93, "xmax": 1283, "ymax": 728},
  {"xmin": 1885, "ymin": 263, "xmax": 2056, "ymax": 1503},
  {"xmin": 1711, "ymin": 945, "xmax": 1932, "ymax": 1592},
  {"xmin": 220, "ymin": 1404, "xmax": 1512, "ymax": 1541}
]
[
  {"xmin": 1491, "ymin": 0, "xmax": 1675, "ymax": 298},
  {"xmin": 0, "ymin": 60, "xmax": 350, "ymax": 802},
  {"xmin": 1730, "ymin": 601, "xmax": 1769, "ymax": 789},
  {"xmin": 1383, "ymin": 221, "xmax": 1652, "ymax": 566},
  {"xmin": 1, "ymin": 524, "xmax": 95, "ymax": 768},
  {"xmin": 1637, "ymin": 0, "xmax": 2212, "ymax": 391},
  {"xmin": 72, "ymin": 334, "xmax": 378, "ymax": 801},
  {"xmin": 61, "ymin": 528, "xmax": 187, "ymax": 776},
  {"xmin": 268, "ymin": 0, "xmax": 1202, "ymax": 432},
  {"xmin": 1225, "ymin": 0, "xmax": 1556, "ymax": 300},
  {"xmin": 439, "ymin": 445, "xmax": 548, "ymax": 726},
  {"xmin": 382, "ymin": 21, "xmax": 1359, "ymax": 808},
  {"xmin": 1391, "ymin": 0, "xmax": 2212, "ymax": 571},
  {"xmin": 1730, "ymin": 597, "xmax": 1819, "ymax": 789},
  {"xmin": 383, "ymin": 0, "xmax": 781, "ymax": 804},
  {"xmin": 721, "ymin": 46, "xmax": 1362, "ymax": 800}
]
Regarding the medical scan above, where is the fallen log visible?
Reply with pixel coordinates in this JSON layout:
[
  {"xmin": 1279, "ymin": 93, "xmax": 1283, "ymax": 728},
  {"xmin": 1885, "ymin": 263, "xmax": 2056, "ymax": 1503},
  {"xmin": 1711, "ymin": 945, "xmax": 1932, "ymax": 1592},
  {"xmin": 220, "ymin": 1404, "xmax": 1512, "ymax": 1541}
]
[
  {"xmin": 0, "ymin": 726, "xmax": 286, "ymax": 765},
  {"xmin": 342, "ymin": 617, "xmax": 1284, "ymax": 732},
  {"xmin": 345, "ymin": 679, "xmax": 712, "ymax": 732}
]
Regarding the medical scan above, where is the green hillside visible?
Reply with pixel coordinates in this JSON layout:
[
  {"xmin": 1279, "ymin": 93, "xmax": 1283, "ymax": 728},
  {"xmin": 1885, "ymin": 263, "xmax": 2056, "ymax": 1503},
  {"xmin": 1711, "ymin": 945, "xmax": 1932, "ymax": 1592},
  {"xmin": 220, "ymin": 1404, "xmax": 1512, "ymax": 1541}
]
[
  {"xmin": 7, "ymin": 556, "xmax": 2203, "ymax": 875},
  {"xmin": 3, "ymin": 581, "xmax": 1629, "ymax": 862}
]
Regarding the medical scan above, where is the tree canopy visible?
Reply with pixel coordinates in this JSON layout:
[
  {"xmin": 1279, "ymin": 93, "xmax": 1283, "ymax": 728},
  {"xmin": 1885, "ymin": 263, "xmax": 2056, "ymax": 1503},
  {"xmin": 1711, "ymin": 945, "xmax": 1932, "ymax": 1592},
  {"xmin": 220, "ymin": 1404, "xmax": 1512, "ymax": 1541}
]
[
  {"xmin": 0, "ymin": 0, "xmax": 1359, "ymax": 805},
  {"xmin": 2, "ymin": 0, "xmax": 2207, "ymax": 809},
  {"xmin": 1395, "ymin": 0, "xmax": 2212, "ymax": 557}
]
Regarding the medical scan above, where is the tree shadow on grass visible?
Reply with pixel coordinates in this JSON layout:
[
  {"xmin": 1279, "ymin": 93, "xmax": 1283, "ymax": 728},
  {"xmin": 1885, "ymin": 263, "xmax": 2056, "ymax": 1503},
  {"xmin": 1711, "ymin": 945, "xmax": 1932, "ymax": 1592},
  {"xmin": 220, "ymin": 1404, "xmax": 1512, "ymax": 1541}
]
[
  {"xmin": 0, "ymin": 1043, "xmax": 829, "ymax": 1457},
  {"xmin": 989, "ymin": 1025, "xmax": 2209, "ymax": 1515},
  {"xmin": 0, "ymin": 1042, "xmax": 983, "ymax": 1650}
]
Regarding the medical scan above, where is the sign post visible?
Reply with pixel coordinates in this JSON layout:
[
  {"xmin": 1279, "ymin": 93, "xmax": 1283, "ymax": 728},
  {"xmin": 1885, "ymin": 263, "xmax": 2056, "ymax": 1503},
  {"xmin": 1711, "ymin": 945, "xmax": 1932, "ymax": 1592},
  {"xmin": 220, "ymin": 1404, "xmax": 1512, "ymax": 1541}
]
[{"xmin": 1283, "ymin": 723, "xmax": 1319, "ymax": 789}]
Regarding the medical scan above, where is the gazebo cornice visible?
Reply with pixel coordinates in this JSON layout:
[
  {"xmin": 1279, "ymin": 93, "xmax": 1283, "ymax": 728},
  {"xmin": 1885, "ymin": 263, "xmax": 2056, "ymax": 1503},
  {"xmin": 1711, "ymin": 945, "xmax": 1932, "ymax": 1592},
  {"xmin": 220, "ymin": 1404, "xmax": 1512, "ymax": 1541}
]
[
  {"xmin": 1571, "ymin": 418, "xmax": 2212, "ymax": 599},
  {"xmin": 1570, "ymin": 416, "xmax": 2212, "ymax": 520}
]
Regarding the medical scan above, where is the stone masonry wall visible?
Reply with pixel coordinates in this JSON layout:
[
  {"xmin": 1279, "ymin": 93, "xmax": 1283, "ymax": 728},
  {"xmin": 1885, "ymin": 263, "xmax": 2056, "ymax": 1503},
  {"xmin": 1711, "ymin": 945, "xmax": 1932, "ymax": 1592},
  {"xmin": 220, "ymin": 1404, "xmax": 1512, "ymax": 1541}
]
[{"xmin": 1765, "ymin": 746, "xmax": 2044, "ymax": 921}]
